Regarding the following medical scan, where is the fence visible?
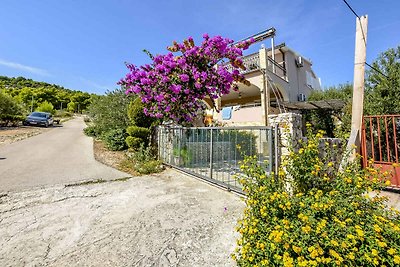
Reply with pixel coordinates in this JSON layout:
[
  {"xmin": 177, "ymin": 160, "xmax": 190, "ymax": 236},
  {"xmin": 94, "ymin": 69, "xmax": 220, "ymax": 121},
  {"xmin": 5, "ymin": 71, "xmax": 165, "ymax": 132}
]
[
  {"xmin": 361, "ymin": 115, "xmax": 400, "ymax": 188},
  {"xmin": 157, "ymin": 126, "xmax": 278, "ymax": 193}
]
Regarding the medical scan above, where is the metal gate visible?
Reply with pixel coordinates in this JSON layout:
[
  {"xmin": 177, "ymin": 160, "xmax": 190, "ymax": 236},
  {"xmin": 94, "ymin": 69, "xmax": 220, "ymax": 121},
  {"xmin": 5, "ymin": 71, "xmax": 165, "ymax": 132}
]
[
  {"xmin": 361, "ymin": 115, "xmax": 400, "ymax": 189},
  {"xmin": 157, "ymin": 126, "xmax": 278, "ymax": 194}
]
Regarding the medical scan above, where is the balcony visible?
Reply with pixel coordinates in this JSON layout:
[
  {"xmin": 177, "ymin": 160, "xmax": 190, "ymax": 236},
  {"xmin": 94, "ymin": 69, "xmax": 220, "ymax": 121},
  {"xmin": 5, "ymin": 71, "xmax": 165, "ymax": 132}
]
[{"xmin": 224, "ymin": 52, "xmax": 287, "ymax": 81}]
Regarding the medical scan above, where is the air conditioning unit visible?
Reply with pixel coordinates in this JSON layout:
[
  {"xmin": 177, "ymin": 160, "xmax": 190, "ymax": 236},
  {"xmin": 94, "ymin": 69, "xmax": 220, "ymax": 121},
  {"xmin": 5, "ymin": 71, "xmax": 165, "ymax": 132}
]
[
  {"xmin": 296, "ymin": 56, "xmax": 304, "ymax": 68},
  {"xmin": 298, "ymin": 93, "xmax": 306, "ymax": 102}
]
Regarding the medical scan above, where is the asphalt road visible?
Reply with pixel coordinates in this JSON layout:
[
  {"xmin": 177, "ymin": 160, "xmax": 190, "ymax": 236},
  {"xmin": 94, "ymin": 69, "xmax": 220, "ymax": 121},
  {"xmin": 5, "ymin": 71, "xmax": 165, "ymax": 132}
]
[{"xmin": 0, "ymin": 117, "xmax": 130, "ymax": 192}]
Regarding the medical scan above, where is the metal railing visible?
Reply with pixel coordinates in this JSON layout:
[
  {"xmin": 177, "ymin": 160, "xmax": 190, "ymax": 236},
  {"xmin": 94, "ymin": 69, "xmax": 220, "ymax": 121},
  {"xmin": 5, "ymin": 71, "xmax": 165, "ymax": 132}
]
[
  {"xmin": 157, "ymin": 126, "xmax": 277, "ymax": 193},
  {"xmin": 223, "ymin": 52, "xmax": 287, "ymax": 80},
  {"xmin": 361, "ymin": 115, "xmax": 400, "ymax": 188}
]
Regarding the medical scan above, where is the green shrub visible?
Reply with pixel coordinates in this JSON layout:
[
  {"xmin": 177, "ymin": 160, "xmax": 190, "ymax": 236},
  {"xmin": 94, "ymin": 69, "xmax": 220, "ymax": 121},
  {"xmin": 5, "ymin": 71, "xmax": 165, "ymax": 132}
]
[
  {"xmin": 55, "ymin": 110, "xmax": 73, "ymax": 118},
  {"xmin": 102, "ymin": 129, "xmax": 127, "ymax": 151},
  {"xmin": 126, "ymin": 126, "xmax": 150, "ymax": 140},
  {"xmin": 36, "ymin": 101, "xmax": 55, "ymax": 115},
  {"xmin": 84, "ymin": 126, "xmax": 99, "ymax": 137},
  {"xmin": 125, "ymin": 126, "xmax": 150, "ymax": 149},
  {"xmin": 234, "ymin": 127, "xmax": 400, "ymax": 267},
  {"xmin": 0, "ymin": 114, "xmax": 24, "ymax": 127},
  {"xmin": 0, "ymin": 92, "xmax": 24, "ymax": 126},
  {"xmin": 173, "ymin": 146, "xmax": 193, "ymax": 166},
  {"xmin": 125, "ymin": 136, "xmax": 142, "ymax": 149},
  {"xmin": 130, "ymin": 145, "xmax": 163, "ymax": 174},
  {"xmin": 135, "ymin": 160, "xmax": 163, "ymax": 175},
  {"xmin": 86, "ymin": 89, "xmax": 130, "ymax": 136},
  {"xmin": 127, "ymin": 97, "xmax": 156, "ymax": 128}
]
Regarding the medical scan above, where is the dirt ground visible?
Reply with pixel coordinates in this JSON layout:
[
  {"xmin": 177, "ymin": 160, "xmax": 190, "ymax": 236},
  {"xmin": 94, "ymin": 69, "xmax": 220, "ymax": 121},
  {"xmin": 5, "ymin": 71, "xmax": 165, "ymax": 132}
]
[
  {"xmin": 93, "ymin": 139, "xmax": 126, "ymax": 169},
  {"xmin": 0, "ymin": 126, "xmax": 50, "ymax": 147},
  {"xmin": 92, "ymin": 139, "xmax": 140, "ymax": 176},
  {"xmin": 0, "ymin": 168, "xmax": 244, "ymax": 267}
]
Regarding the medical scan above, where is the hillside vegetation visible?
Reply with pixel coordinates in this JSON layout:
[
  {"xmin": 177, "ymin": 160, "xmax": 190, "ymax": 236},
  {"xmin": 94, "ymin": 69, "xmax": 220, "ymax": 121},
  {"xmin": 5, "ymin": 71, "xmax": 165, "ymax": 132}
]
[{"xmin": 0, "ymin": 76, "xmax": 93, "ymax": 113}]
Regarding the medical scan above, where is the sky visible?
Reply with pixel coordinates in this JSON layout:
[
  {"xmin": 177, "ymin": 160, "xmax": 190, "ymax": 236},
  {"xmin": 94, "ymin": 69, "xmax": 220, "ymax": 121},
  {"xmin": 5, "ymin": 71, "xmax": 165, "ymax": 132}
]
[{"xmin": 0, "ymin": 0, "xmax": 399, "ymax": 94}]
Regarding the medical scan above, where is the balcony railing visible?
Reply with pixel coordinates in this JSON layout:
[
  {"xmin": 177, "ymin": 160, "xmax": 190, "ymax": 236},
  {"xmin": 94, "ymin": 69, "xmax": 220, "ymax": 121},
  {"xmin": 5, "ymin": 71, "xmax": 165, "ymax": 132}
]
[{"xmin": 224, "ymin": 52, "xmax": 287, "ymax": 81}]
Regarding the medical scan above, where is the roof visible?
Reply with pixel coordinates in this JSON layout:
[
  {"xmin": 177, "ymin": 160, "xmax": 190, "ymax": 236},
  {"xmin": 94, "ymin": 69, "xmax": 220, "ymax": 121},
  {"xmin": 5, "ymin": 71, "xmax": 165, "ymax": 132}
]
[{"xmin": 275, "ymin": 99, "xmax": 347, "ymax": 110}]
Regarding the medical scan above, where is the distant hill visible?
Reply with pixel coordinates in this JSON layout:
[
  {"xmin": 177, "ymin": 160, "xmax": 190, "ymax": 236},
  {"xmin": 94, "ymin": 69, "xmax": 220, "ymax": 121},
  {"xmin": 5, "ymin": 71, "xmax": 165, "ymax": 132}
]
[{"xmin": 0, "ymin": 76, "xmax": 94, "ymax": 112}]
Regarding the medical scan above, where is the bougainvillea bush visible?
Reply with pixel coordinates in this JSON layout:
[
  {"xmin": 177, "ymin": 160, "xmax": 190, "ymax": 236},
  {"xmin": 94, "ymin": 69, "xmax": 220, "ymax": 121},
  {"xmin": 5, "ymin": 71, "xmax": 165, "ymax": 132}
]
[
  {"xmin": 119, "ymin": 34, "xmax": 253, "ymax": 124},
  {"xmin": 234, "ymin": 127, "xmax": 400, "ymax": 266}
]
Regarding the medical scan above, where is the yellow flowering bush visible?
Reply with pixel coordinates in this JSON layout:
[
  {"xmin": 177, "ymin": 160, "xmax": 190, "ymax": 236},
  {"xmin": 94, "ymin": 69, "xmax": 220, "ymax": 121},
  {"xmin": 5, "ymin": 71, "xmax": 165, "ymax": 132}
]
[{"xmin": 234, "ymin": 128, "xmax": 400, "ymax": 266}]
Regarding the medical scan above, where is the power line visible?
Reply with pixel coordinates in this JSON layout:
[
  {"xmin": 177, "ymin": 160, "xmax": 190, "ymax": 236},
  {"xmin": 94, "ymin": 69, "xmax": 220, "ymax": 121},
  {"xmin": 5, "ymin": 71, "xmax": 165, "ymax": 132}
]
[
  {"xmin": 341, "ymin": 0, "xmax": 390, "ymax": 80},
  {"xmin": 365, "ymin": 62, "xmax": 390, "ymax": 79},
  {"xmin": 342, "ymin": 0, "xmax": 360, "ymax": 18},
  {"xmin": 342, "ymin": 0, "xmax": 367, "ymax": 46}
]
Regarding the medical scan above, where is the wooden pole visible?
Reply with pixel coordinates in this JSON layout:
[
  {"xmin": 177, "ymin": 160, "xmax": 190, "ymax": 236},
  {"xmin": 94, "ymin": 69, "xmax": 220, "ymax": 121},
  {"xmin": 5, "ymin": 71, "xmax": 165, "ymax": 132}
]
[
  {"xmin": 259, "ymin": 47, "xmax": 270, "ymax": 126},
  {"xmin": 347, "ymin": 15, "xmax": 368, "ymax": 159}
]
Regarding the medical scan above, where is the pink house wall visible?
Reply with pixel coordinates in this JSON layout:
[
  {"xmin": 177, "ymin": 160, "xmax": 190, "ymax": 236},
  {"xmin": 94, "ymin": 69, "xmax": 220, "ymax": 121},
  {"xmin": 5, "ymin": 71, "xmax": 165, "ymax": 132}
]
[{"xmin": 217, "ymin": 106, "xmax": 263, "ymax": 124}]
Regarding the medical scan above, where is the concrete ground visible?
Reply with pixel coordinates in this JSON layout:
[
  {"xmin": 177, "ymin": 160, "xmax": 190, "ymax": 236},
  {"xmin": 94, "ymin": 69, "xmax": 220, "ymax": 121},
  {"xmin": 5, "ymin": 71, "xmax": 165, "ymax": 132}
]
[
  {"xmin": 0, "ymin": 168, "xmax": 244, "ymax": 267},
  {"xmin": 0, "ymin": 118, "xmax": 130, "ymax": 192}
]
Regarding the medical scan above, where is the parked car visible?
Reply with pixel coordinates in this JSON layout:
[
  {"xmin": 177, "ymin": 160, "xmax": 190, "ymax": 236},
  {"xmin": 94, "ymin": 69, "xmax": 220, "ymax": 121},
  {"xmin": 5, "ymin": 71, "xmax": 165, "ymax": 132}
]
[{"xmin": 23, "ymin": 112, "xmax": 54, "ymax": 127}]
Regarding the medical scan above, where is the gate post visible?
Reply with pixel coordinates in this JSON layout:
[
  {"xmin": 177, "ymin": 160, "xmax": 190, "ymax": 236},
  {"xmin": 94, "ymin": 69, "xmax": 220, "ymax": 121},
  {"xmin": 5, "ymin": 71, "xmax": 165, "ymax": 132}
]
[
  {"xmin": 268, "ymin": 113, "xmax": 303, "ymax": 158},
  {"xmin": 209, "ymin": 129, "xmax": 213, "ymax": 179}
]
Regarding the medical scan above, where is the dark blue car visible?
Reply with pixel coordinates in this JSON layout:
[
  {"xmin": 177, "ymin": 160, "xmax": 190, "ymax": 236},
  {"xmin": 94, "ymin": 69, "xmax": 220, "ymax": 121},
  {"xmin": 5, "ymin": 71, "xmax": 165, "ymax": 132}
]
[{"xmin": 23, "ymin": 112, "xmax": 54, "ymax": 127}]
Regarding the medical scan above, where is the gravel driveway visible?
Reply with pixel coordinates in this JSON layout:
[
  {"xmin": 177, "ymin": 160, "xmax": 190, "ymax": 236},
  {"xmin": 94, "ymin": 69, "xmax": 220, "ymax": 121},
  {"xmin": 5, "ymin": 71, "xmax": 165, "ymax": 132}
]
[
  {"xmin": 0, "ymin": 117, "xmax": 130, "ymax": 192},
  {"xmin": 0, "ymin": 169, "xmax": 244, "ymax": 266}
]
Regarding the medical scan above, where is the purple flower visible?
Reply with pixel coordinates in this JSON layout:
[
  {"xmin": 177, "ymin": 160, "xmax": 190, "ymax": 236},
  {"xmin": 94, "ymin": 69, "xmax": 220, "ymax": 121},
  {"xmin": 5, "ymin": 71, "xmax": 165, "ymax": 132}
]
[
  {"xmin": 170, "ymin": 84, "xmax": 182, "ymax": 94},
  {"xmin": 121, "ymin": 33, "xmax": 252, "ymax": 124},
  {"xmin": 161, "ymin": 76, "xmax": 170, "ymax": 83},
  {"xmin": 179, "ymin": 74, "xmax": 190, "ymax": 82}
]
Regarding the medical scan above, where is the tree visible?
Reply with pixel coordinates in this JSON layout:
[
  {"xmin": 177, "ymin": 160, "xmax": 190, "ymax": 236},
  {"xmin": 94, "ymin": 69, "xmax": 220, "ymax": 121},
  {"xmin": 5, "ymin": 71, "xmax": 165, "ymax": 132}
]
[
  {"xmin": 67, "ymin": 102, "xmax": 77, "ymax": 113},
  {"xmin": 36, "ymin": 101, "xmax": 55, "ymax": 114},
  {"xmin": 119, "ymin": 34, "xmax": 254, "ymax": 124},
  {"xmin": 0, "ymin": 76, "xmax": 95, "ymax": 112},
  {"xmin": 0, "ymin": 92, "xmax": 23, "ymax": 117},
  {"xmin": 0, "ymin": 92, "xmax": 24, "ymax": 126},
  {"xmin": 365, "ymin": 46, "xmax": 400, "ymax": 115},
  {"xmin": 86, "ymin": 88, "xmax": 130, "ymax": 135},
  {"xmin": 305, "ymin": 84, "xmax": 352, "ymax": 138}
]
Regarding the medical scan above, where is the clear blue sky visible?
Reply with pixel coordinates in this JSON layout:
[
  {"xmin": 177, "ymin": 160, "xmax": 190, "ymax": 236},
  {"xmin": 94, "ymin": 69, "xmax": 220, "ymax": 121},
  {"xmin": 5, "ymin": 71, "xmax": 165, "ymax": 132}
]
[{"xmin": 0, "ymin": 0, "xmax": 399, "ymax": 94}]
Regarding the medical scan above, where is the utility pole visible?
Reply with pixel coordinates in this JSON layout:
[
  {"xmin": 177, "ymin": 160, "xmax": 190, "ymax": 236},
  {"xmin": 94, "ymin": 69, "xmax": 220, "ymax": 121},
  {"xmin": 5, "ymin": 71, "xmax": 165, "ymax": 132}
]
[
  {"xmin": 259, "ymin": 46, "xmax": 270, "ymax": 126},
  {"xmin": 31, "ymin": 95, "xmax": 34, "ymax": 113},
  {"xmin": 347, "ymin": 15, "xmax": 368, "ymax": 159}
]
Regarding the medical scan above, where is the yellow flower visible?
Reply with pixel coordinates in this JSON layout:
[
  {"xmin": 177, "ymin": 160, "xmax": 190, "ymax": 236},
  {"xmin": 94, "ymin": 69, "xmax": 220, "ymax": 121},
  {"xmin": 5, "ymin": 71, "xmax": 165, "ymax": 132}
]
[
  {"xmin": 356, "ymin": 228, "xmax": 364, "ymax": 237},
  {"xmin": 394, "ymin": 255, "xmax": 400, "ymax": 265},
  {"xmin": 385, "ymin": 180, "xmax": 391, "ymax": 186},
  {"xmin": 387, "ymin": 248, "xmax": 396, "ymax": 255},
  {"xmin": 330, "ymin": 240, "xmax": 339, "ymax": 247},
  {"xmin": 293, "ymin": 245, "xmax": 302, "ymax": 254},
  {"xmin": 329, "ymin": 249, "xmax": 340, "ymax": 259},
  {"xmin": 377, "ymin": 241, "xmax": 387, "ymax": 248},
  {"xmin": 347, "ymin": 252, "xmax": 355, "ymax": 260},
  {"xmin": 302, "ymin": 225, "xmax": 311, "ymax": 234},
  {"xmin": 371, "ymin": 249, "xmax": 378, "ymax": 257}
]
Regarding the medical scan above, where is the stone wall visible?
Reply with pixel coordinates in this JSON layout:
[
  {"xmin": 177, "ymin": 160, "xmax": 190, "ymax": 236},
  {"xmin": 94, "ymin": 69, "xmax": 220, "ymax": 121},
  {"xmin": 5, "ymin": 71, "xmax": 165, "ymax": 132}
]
[{"xmin": 268, "ymin": 113, "xmax": 344, "ymax": 164}]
